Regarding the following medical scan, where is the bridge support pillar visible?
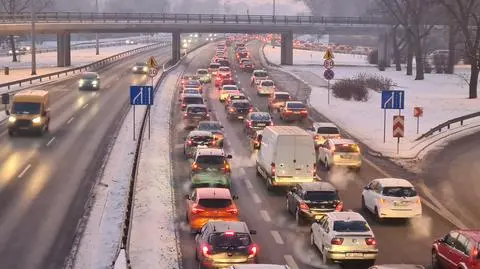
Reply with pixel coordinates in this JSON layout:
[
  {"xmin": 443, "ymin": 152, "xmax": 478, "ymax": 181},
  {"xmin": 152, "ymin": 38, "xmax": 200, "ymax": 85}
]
[
  {"xmin": 57, "ymin": 32, "xmax": 71, "ymax": 67},
  {"xmin": 377, "ymin": 31, "xmax": 391, "ymax": 68},
  {"xmin": 280, "ymin": 31, "xmax": 293, "ymax": 65},
  {"xmin": 172, "ymin": 31, "xmax": 181, "ymax": 64}
]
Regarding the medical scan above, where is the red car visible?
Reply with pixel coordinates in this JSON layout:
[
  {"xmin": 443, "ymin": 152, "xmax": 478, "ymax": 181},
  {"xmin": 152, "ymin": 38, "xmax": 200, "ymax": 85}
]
[{"xmin": 432, "ymin": 229, "xmax": 480, "ymax": 269}]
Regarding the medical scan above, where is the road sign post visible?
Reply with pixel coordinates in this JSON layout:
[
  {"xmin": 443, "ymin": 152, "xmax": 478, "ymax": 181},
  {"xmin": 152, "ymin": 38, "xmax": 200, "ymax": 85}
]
[
  {"xmin": 130, "ymin": 85, "xmax": 154, "ymax": 141},
  {"xmin": 381, "ymin": 90, "xmax": 405, "ymax": 143},
  {"xmin": 393, "ymin": 115, "xmax": 404, "ymax": 154},
  {"xmin": 413, "ymin": 106, "xmax": 423, "ymax": 134},
  {"xmin": 323, "ymin": 49, "xmax": 335, "ymax": 105}
]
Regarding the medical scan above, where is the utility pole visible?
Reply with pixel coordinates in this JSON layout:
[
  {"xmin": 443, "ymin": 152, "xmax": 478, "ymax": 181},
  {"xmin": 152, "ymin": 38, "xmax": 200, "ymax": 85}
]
[
  {"xmin": 273, "ymin": 0, "xmax": 276, "ymax": 16},
  {"xmin": 31, "ymin": 0, "xmax": 37, "ymax": 75},
  {"xmin": 95, "ymin": 0, "xmax": 99, "ymax": 55}
]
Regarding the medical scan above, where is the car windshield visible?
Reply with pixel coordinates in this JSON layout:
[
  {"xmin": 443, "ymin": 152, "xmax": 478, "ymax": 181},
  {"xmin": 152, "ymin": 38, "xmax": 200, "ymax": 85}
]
[
  {"xmin": 198, "ymin": 198, "xmax": 232, "ymax": 208},
  {"xmin": 317, "ymin": 127, "xmax": 340, "ymax": 135},
  {"xmin": 197, "ymin": 70, "xmax": 208, "ymax": 75},
  {"xmin": 209, "ymin": 233, "xmax": 251, "ymax": 247},
  {"xmin": 83, "ymin": 73, "xmax": 98, "ymax": 79},
  {"xmin": 274, "ymin": 94, "xmax": 290, "ymax": 101},
  {"xmin": 184, "ymin": 97, "xmax": 203, "ymax": 104},
  {"xmin": 219, "ymin": 67, "xmax": 230, "ymax": 72},
  {"xmin": 209, "ymin": 64, "xmax": 220, "ymax": 68},
  {"xmin": 243, "ymin": 61, "xmax": 252, "ymax": 65},
  {"xmin": 255, "ymin": 71, "xmax": 268, "ymax": 77},
  {"xmin": 187, "ymin": 81, "xmax": 200, "ymax": 86},
  {"xmin": 135, "ymin": 63, "xmax": 147, "ymax": 67},
  {"xmin": 219, "ymin": 60, "xmax": 229, "ymax": 66},
  {"xmin": 183, "ymin": 89, "xmax": 199, "ymax": 94},
  {"xmin": 12, "ymin": 102, "xmax": 41, "ymax": 114},
  {"xmin": 222, "ymin": 80, "xmax": 235, "ymax": 85},
  {"xmin": 223, "ymin": 86, "xmax": 237, "ymax": 91},
  {"xmin": 197, "ymin": 155, "xmax": 225, "ymax": 165},
  {"xmin": 334, "ymin": 144, "xmax": 360, "ymax": 153},
  {"xmin": 261, "ymin": 81, "xmax": 274, "ymax": 87},
  {"xmin": 198, "ymin": 122, "xmax": 222, "ymax": 131},
  {"xmin": 187, "ymin": 107, "xmax": 207, "ymax": 113},
  {"xmin": 305, "ymin": 191, "xmax": 339, "ymax": 201},
  {"xmin": 287, "ymin": 103, "xmax": 306, "ymax": 109},
  {"xmin": 251, "ymin": 113, "xmax": 271, "ymax": 121},
  {"xmin": 382, "ymin": 187, "xmax": 417, "ymax": 197},
  {"xmin": 191, "ymin": 135, "xmax": 212, "ymax": 142},
  {"xmin": 333, "ymin": 221, "xmax": 370, "ymax": 232},
  {"xmin": 233, "ymin": 102, "xmax": 250, "ymax": 108}
]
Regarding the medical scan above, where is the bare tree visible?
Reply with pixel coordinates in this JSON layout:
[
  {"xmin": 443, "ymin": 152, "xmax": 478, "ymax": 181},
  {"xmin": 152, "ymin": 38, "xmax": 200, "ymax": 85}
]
[
  {"xmin": 377, "ymin": 0, "xmax": 437, "ymax": 80},
  {"xmin": 0, "ymin": 0, "xmax": 52, "ymax": 62},
  {"xmin": 436, "ymin": 0, "xmax": 479, "ymax": 99}
]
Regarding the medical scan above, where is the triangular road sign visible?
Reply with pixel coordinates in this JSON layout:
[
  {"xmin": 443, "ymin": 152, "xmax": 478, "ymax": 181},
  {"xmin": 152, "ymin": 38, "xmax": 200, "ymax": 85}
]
[
  {"xmin": 147, "ymin": 56, "xmax": 158, "ymax": 68},
  {"xmin": 323, "ymin": 49, "xmax": 335, "ymax": 60}
]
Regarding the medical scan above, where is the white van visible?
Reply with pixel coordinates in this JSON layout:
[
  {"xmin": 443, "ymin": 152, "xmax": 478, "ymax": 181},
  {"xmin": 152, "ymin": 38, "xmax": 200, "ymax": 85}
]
[{"xmin": 256, "ymin": 126, "xmax": 317, "ymax": 190}]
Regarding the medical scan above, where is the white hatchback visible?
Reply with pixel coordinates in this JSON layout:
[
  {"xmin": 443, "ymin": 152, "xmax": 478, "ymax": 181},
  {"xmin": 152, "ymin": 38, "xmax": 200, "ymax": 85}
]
[{"xmin": 361, "ymin": 178, "xmax": 422, "ymax": 220}]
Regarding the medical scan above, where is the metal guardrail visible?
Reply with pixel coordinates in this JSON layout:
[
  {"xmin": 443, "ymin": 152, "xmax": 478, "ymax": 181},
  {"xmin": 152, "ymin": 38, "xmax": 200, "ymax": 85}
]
[
  {"xmin": 0, "ymin": 12, "xmax": 409, "ymax": 25},
  {"xmin": 0, "ymin": 41, "xmax": 169, "ymax": 92},
  {"xmin": 415, "ymin": 111, "xmax": 480, "ymax": 141}
]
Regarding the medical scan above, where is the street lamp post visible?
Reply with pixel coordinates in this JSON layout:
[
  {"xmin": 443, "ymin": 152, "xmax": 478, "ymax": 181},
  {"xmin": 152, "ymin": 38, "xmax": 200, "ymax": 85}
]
[
  {"xmin": 273, "ymin": 0, "xmax": 276, "ymax": 17},
  {"xmin": 95, "ymin": 0, "xmax": 99, "ymax": 55},
  {"xmin": 31, "ymin": 0, "xmax": 36, "ymax": 75}
]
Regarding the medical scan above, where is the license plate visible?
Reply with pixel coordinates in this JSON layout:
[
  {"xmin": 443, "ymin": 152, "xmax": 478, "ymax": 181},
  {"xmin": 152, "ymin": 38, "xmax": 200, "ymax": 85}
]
[
  {"xmin": 193, "ymin": 116, "xmax": 202, "ymax": 119},
  {"xmin": 294, "ymin": 112, "xmax": 300, "ymax": 114},
  {"xmin": 238, "ymin": 116, "xmax": 244, "ymax": 119},
  {"xmin": 346, "ymin": 253, "xmax": 363, "ymax": 257},
  {"xmin": 257, "ymin": 123, "xmax": 266, "ymax": 126},
  {"xmin": 341, "ymin": 155, "xmax": 352, "ymax": 159},
  {"xmin": 395, "ymin": 201, "xmax": 409, "ymax": 206},
  {"xmin": 315, "ymin": 215, "xmax": 323, "ymax": 219}
]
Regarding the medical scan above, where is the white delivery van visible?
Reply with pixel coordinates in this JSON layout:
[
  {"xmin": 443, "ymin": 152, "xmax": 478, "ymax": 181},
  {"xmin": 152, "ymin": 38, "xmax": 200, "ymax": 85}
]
[{"xmin": 256, "ymin": 126, "xmax": 317, "ymax": 190}]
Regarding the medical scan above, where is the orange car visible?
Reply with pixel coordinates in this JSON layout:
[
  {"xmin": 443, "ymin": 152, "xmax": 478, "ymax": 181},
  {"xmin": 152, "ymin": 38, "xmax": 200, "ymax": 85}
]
[{"xmin": 185, "ymin": 188, "xmax": 239, "ymax": 231}]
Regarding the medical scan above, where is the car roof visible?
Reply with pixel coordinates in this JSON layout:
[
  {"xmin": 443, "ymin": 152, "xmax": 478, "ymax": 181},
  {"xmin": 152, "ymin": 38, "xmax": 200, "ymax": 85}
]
[
  {"xmin": 274, "ymin": 91, "xmax": 289, "ymax": 96},
  {"xmin": 458, "ymin": 230, "xmax": 480, "ymax": 241},
  {"xmin": 197, "ymin": 68, "xmax": 208, "ymax": 71},
  {"xmin": 232, "ymin": 99, "xmax": 250, "ymax": 103},
  {"xmin": 188, "ymin": 130, "xmax": 213, "ymax": 137},
  {"xmin": 253, "ymin": 69, "xmax": 267, "ymax": 73},
  {"xmin": 231, "ymin": 265, "xmax": 289, "ymax": 269},
  {"xmin": 219, "ymin": 66, "xmax": 230, "ymax": 70},
  {"xmin": 196, "ymin": 187, "xmax": 232, "ymax": 199},
  {"xmin": 286, "ymin": 101, "xmax": 304, "ymax": 105},
  {"xmin": 250, "ymin": 112, "xmax": 269, "ymax": 116},
  {"xmin": 197, "ymin": 148, "xmax": 225, "ymax": 156},
  {"xmin": 330, "ymin": 138, "xmax": 356, "ymax": 144},
  {"xmin": 313, "ymin": 122, "xmax": 337, "ymax": 128},
  {"xmin": 199, "ymin": 121, "xmax": 221, "ymax": 125},
  {"xmin": 370, "ymin": 265, "xmax": 425, "ymax": 269},
  {"xmin": 223, "ymin": 85, "xmax": 238, "ymax": 89},
  {"xmin": 207, "ymin": 220, "xmax": 250, "ymax": 233},
  {"xmin": 260, "ymin": 80, "xmax": 274, "ymax": 83},
  {"xmin": 299, "ymin": 182, "xmax": 337, "ymax": 192},
  {"xmin": 82, "ymin": 72, "xmax": 98, "ymax": 76},
  {"xmin": 209, "ymin": 63, "xmax": 220, "ymax": 66},
  {"xmin": 186, "ymin": 104, "xmax": 207, "ymax": 108},
  {"xmin": 229, "ymin": 93, "xmax": 246, "ymax": 97},
  {"xmin": 135, "ymin": 62, "xmax": 147, "ymax": 65},
  {"xmin": 183, "ymin": 88, "xmax": 200, "ymax": 92},
  {"xmin": 182, "ymin": 93, "xmax": 203, "ymax": 98},
  {"xmin": 326, "ymin": 211, "xmax": 366, "ymax": 222},
  {"xmin": 374, "ymin": 178, "xmax": 414, "ymax": 188}
]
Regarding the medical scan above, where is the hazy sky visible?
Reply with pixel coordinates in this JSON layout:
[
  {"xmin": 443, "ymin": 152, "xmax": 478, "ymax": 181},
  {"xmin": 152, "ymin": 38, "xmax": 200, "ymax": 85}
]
[{"xmin": 172, "ymin": 0, "xmax": 311, "ymax": 15}]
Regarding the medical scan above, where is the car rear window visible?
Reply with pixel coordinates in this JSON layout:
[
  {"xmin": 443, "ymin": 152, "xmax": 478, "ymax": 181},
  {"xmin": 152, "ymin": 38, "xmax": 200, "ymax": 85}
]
[
  {"xmin": 209, "ymin": 233, "xmax": 251, "ymax": 247},
  {"xmin": 197, "ymin": 155, "xmax": 225, "ymax": 165},
  {"xmin": 254, "ymin": 71, "xmax": 267, "ymax": 77},
  {"xmin": 191, "ymin": 136, "xmax": 212, "ymax": 143},
  {"xmin": 230, "ymin": 95, "xmax": 246, "ymax": 100},
  {"xmin": 287, "ymin": 103, "xmax": 306, "ymax": 109},
  {"xmin": 197, "ymin": 70, "xmax": 208, "ymax": 75},
  {"xmin": 209, "ymin": 63, "xmax": 220, "ymax": 68},
  {"xmin": 382, "ymin": 187, "xmax": 417, "ymax": 197},
  {"xmin": 251, "ymin": 113, "xmax": 271, "ymax": 121},
  {"xmin": 222, "ymin": 80, "xmax": 235, "ymax": 85},
  {"xmin": 233, "ymin": 102, "xmax": 250, "ymax": 108},
  {"xmin": 243, "ymin": 61, "xmax": 252, "ymax": 65},
  {"xmin": 219, "ymin": 67, "xmax": 230, "ymax": 72},
  {"xmin": 334, "ymin": 143, "xmax": 360, "ymax": 153},
  {"xmin": 187, "ymin": 107, "xmax": 207, "ymax": 113},
  {"xmin": 274, "ymin": 94, "xmax": 290, "ymax": 101},
  {"xmin": 317, "ymin": 127, "xmax": 339, "ymax": 135},
  {"xmin": 261, "ymin": 81, "xmax": 274, "ymax": 86},
  {"xmin": 198, "ymin": 122, "xmax": 222, "ymax": 131},
  {"xmin": 187, "ymin": 81, "xmax": 200, "ymax": 86},
  {"xmin": 183, "ymin": 89, "xmax": 199, "ymax": 94},
  {"xmin": 223, "ymin": 86, "xmax": 238, "ymax": 91},
  {"xmin": 184, "ymin": 97, "xmax": 203, "ymax": 104},
  {"xmin": 218, "ymin": 61, "xmax": 229, "ymax": 66},
  {"xmin": 305, "ymin": 191, "xmax": 339, "ymax": 201},
  {"xmin": 333, "ymin": 221, "xmax": 370, "ymax": 232},
  {"xmin": 198, "ymin": 198, "xmax": 232, "ymax": 208}
]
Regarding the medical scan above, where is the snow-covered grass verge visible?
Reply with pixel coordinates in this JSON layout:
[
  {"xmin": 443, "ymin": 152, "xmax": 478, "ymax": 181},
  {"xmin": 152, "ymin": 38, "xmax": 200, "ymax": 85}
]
[{"xmin": 127, "ymin": 42, "xmax": 207, "ymax": 269}]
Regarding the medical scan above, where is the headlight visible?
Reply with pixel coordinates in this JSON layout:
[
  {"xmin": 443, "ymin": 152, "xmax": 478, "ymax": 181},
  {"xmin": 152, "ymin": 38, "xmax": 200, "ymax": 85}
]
[
  {"xmin": 78, "ymin": 80, "xmax": 84, "ymax": 86},
  {"xmin": 143, "ymin": 67, "xmax": 148, "ymax": 71},
  {"xmin": 8, "ymin": 116, "xmax": 16, "ymax": 123},
  {"xmin": 92, "ymin": 80, "xmax": 98, "ymax": 85},
  {"xmin": 32, "ymin": 117, "xmax": 41, "ymax": 124},
  {"xmin": 133, "ymin": 67, "xmax": 138, "ymax": 71}
]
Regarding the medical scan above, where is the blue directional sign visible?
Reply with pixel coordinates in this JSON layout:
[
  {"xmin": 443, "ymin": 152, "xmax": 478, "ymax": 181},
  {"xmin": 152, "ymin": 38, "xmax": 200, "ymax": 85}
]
[
  {"xmin": 381, "ymin": 90, "xmax": 404, "ymax": 109},
  {"xmin": 130, "ymin": 86, "xmax": 154, "ymax": 105}
]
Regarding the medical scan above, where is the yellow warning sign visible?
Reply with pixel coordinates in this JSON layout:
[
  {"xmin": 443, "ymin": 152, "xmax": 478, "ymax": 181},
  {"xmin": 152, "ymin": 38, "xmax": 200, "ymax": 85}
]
[
  {"xmin": 147, "ymin": 56, "xmax": 158, "ymax": 68},
  {"xmin": 323, "ymin": 49, "xmax": 335, "ymax": 60}
]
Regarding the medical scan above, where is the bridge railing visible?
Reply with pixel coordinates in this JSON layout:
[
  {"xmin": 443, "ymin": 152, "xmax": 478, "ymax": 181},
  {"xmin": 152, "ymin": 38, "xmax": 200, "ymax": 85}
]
[
  {"xmin": 415, "ymin": 111, "xmax": 480, "ymax": 141},
  {"xmin": 0, "ymin": 12, "xmax": 399, "ymax": 25}
]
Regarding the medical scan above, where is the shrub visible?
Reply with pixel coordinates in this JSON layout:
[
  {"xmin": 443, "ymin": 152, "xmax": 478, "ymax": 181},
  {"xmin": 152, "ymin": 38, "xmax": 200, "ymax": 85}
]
[
  {"xmin": 332, "ymin": 78, "xmax": 369, "ymax": 102},
  {"xmin": 354, "ymin": 73, "xmax": 396, "ymax": 92},
  {"xmin": 368, "ymin": 50, "xmax": 378, "ymax": 64}
]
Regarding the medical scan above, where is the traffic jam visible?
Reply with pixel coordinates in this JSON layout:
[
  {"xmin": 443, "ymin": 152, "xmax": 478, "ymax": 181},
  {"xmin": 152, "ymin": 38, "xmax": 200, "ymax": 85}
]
[{"xmin": 174, "ymin": 36, "xmax": 478, "ymax": 269}]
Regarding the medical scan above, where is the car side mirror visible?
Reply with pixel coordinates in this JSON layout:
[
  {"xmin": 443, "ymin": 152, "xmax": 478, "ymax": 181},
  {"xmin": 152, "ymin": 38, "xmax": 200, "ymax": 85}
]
[
  {"xmin": 232, "ymin": 195, "xmax": 239, "ymax": 200},
  {"xmin": 184, "ymin": 194, "xmax": 190, "ymax": 200},
  {"xmin": 41, "ymin": 111, "xmax": 47, "ymax": 117},
  {"xmin": 249, "ymin": 230, "xmax": 257, "ymax": 235},
  {"xmin": 364, "ymin": 186, "xmax": 370, "ymax": 190},
  {"xmin": 227, "ymin": 154, "xmax": 232, "ymax": 159},
  {"xmin": 5, "ymin": 110, "xmax": 10, "ymax": 116},
  {"xmin": 291, "ymin": 187, "xmax": 297, "ymax": 192}
]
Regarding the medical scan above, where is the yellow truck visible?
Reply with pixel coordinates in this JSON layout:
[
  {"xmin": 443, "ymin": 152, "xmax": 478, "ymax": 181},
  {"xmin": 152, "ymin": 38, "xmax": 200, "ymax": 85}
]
[{"xmin": 6, "ymin": 90, "xmax": 50, "ymax": 136}]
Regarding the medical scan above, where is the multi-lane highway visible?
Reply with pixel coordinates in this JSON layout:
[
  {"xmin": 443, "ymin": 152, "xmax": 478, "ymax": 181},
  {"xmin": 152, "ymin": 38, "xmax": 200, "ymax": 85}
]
[
  {"xmin": 170, "ymin": 41, "xmax": 458, "ymax": 268},
  {"xmin": 0, "ymin": 45, "xmax": 170, "ymax": 269}
]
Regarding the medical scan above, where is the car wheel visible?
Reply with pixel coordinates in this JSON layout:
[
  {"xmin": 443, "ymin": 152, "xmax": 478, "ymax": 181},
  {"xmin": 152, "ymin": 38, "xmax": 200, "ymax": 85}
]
[
  {"xmin": 324, "ymin": 158, "xmax": 329, "ymax": 170},
  {"xmin": 295, "ymin": 207, "xmax": 302, "ymax": 225},
  {"xmin": 310, "ymin": 230, "xmax": 315, "ymax": 246},
  {"xmin": 361, "ymin": 196, "xmax": 367, "ymax": 211},
  {"xmin": 432, "ymin": 250, "xmax": 440, "ymax": 269}
]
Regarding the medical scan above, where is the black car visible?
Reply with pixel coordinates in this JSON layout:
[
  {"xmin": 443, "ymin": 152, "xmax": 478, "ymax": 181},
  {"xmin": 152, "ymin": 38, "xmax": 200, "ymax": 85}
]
[
  {"xmin": 78, "ymin": 72, "xmax": 100, "ymax": 90},
  {"xmin": 180, "ymin": 93, "xmax": 204, "ymax": 111},
  {"xmin": 184, "ymin": 104, "xmax": 210, "ymax": 129},
  {"xmin": 244, "ymin": 112, "xmax": 272, "ymax": 135},
  {"xmin": 132, "ymin": 62, "xmax": 149, "ymax": 74},
  {"xmin": 286, "ymin": 182, "xmax": 344, "ymax": 224},
  {"xmin": 183, "ymin": 130, "xmax": 215, "ymax": 158},
  {"xmin": 226, "ymin": 100, "xmax": 252, "ymax": 120},
  {"xmin": 240, "ymin": 60, "xmax": 254, "ymax": 72},
  {"xmin": 195, "ymin": 220, "xmax": 258, "ymax": 268}
]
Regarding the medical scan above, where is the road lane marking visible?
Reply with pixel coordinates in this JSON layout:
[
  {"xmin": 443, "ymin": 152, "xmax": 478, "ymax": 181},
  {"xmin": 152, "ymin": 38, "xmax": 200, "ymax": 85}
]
[
  {"xmin": 81, "ymin": 104, "xmax": 89, "ymax": 109},
  {"xmin": 284, "ymin": 255, "xmax": 299, "ymax": 269},
  {"xmin": 251, "ymin": 191, "xmax": 261, "ymax": 204},
  {"xmin": 362, "ymin": 157, "xmax": 468, "ymax": 228},
  {"xmin": 239, "ymin": 168, "xmax": 247, "ymax": 177},
  {"xmin": 260, "ymin": 210, "xmax": 271, "ymax": 222},
  {"xmin": 271, "ymin": 230, "xmax": 284, "ymax": 244},
  {"xmin": 46, "ymin": 137, "xmax": 56, "ymax": 147},
  {"xmin": 66, "ymin": 117, "xmax": 74, "ymax": 124},
  {"xmin": 18, "ymin": 164, "xmax": 32, "ymax": 178},
  {"xmin": 244, "ymin": 179, "xmax": 254, "ymax": 189}
]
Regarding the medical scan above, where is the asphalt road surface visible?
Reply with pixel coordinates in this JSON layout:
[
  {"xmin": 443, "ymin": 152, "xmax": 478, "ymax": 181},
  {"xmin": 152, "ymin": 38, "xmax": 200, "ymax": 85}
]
[
  {"xmin": 0, "ymin": 45, "xmax": 171, "ymax": 269},
  {"xmin": 170, "ymin": 41, "xmax": 456, "ymax": 269}
]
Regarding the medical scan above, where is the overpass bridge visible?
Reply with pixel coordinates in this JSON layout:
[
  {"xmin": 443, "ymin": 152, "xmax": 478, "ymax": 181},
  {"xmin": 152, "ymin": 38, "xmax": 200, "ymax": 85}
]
[{"xmin": 0, "ymin": 12, "xmax": 450, "ymax": 66}]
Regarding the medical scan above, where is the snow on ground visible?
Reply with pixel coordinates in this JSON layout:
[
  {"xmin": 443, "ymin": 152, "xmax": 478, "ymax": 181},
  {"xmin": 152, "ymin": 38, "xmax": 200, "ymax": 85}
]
[
  {"xmin": 263, "ymin": 45, "xmax": 372, "ymax": 66},
  {"xmin": 128, "ymin": 41, "xmax": 206, "ymax": 269},
  {"xmin": 262, "ymin": 44, "xmax": 480, "ymax": 159}
]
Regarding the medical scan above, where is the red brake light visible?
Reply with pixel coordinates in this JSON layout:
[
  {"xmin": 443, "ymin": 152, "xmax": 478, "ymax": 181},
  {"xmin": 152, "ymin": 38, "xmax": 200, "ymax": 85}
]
[
  {"xmin": 248, "ymin": 245, "xmax": 258, "ymax": 258},
  {"xmin": 331, "ymin": 238, "xmax": 344, "ymax": 245},
  {"xmin": 224, "ymin": 230, "xmax": 235, "ymax": 236},
  {"xmin": 284, "ymin": 110, "xmax": 292, "ymax": 114},
  {"xmin": 192, "ymin": 204, "xmax": 205, "ymax": 214},
  {"xmin": 299, "ymin": 202, "xmax": 309, "ymax": 210},
  {"xmin": 313, "ymin": 163, "xmax": 317, "ymax": 177},
  {"xmin": 226, "ymin": 207, "xmax": 238, "ymax": 214},
  {"xmin": 229, "ymin": 108, "xmax": 235, "ymax": 112},
  {"xmin": 335, "ymin": 201, "xmax": 344, "ymax": 211},
  {"xmin": 201, "ymin": 244, "xmax": 212, "ymax": 257},
  {"xmin": 192, "ymin": 162, "xmax": 200, "ymax": 170},
  {"xmin": 249, "ymin": 108, "xmax": 253, "ymax": 112},
  {"xmin": 365, "ymin": 238, "xmax": 376, "ymax": 246},
  {"xmin": 247, "ymin": 121, "xmax": 252, "ymax": 127},
  {"xmin": 271, "ymin": 163, "xmax": 276, "ymax": 176},
  {"xmin": 184, "ymin": 113, "xmax": 188, "ymax": 117},
  {"xmin": 301, "ymin": 110, "xmax": 308, "ymax": 115},
  {"xmin": 224, "ymin": 163, "xmax": 231, "ymax": 172},
  {"xmin": 187, "ymin": 140, "xmax": 193, "ymax": 145},
  {"xmin": 314, "ymin": 135, "xmax": 320, "ymax": 140}
]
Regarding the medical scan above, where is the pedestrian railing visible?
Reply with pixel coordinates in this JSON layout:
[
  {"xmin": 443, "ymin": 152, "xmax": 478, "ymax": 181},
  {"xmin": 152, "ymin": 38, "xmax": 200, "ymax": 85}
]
[{"xmin": 415, "ymin": 111, "xmax": 480, "ymax": 140}]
